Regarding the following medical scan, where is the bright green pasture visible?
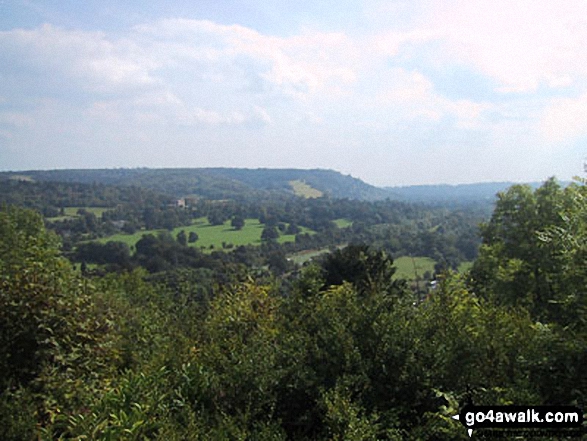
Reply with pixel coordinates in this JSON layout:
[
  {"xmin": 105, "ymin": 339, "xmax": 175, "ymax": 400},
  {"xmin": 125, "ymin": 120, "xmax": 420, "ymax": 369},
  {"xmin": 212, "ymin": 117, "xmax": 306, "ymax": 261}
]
[
  {"xmin": 333, "ymin": 218, "xmax": 353, "ymax": 228},
  {"xmin": 47, "ymin": 206, "xmax": 112, "ymax": 221},
  {"xmin": 63, "ymin": 207, "xmax": 111, "ymax": 217},
  {"xmin": 393, "ymin": 256, "xmax": 473, "ymax": 279},
  {"xmin": 97, "ymin": 218, "xmax": 314, "ymax": 250},
  {"xmin": 458, "ymin": 261, "xmax": 473, "ymax": 273},
  {"xmin": 186, "ymin": 218, "xmax": 264, "ymax": 249},
  {"xmin": 392, "ymin": 256, "xmax": 437, "ymax": 280}
]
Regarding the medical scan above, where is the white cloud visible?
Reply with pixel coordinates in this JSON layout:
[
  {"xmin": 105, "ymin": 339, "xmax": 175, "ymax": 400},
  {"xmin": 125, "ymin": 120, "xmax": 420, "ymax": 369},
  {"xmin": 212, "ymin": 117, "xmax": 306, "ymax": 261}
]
[
  {"xmin": 253, "ymin": 106, "xmax": 272, "ymax": 124},
  {"xmin": 0, "ymin": 111, "xmax": 35, "ymax": 128},
  {"xmin": 423, "ymin": 0, "xmax": 587, "ymax": 93},
  {"xmin": 371, "ymin": 29, "xmax": 437, "ymax": 57},
  {"xmin": 138, "ymin": 19, "xmax": 358, "ymax": 100},
  {"xmin": 375, "ymin": 68, "xmax": 491, "ymax": 127},
  {"xmin": 0, "ymin": 24, "xmax": 158, "ymax": 93},
  {"xmin": 540, "ymin": 93, "xmax": 587, "ymax": 144},
  {"xmin": 1, "ymin": 21, "xmax": 306, "ymax": 130}
]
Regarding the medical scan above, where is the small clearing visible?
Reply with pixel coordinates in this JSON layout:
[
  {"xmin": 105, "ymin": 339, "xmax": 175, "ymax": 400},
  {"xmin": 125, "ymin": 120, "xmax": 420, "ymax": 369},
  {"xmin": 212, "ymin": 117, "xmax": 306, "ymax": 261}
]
[{"xmin": 289, "ymin": 180, "xmax": 323, "ymax": 198}]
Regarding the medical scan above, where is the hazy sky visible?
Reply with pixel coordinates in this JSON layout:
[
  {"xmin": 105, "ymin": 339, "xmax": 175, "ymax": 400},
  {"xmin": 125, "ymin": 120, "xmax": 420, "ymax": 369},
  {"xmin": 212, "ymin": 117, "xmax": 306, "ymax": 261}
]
[{"xmin": 1, "ymin": 1, "xmax": 586, "ymax": 185}]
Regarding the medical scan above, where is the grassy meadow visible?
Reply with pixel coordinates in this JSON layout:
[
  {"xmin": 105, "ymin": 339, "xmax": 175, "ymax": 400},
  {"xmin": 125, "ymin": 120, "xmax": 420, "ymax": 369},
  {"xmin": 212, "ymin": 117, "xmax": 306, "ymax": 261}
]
[
  {"xmin": 97, "ymin": 218, "xmax": 315, "ymax": 250},
  {"xmin": 393, "ymin": 256, "xmax": 474, "ymax": 280},
  {"xmin": 392, "ymin": 256, "xmax": 436, "ymax": 280},
  {"xmin": 289, "ymin": 180, "xmax": 323, "ymax": 198},
  {"xmin": 332, "ymin": 218, "xmax": 353, "ymax": 228},
  {"xmin": 47, "ymin": 206, "xmax": 113, "ymax": 221}
]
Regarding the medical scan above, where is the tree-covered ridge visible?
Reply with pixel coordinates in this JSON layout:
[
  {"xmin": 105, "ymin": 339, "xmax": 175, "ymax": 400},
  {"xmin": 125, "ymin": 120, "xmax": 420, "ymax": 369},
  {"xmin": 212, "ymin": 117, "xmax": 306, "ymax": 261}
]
[
  {"xmin": 0, "ymin": 168, "xmax": 392, "ymax": 201},
  {"xmin": 0, "ymin": 179, "xmax": 176, "ymax": 218},
  {"xmin": 1, "ymin": 177, "xmax": 586, "ymax": 439}
]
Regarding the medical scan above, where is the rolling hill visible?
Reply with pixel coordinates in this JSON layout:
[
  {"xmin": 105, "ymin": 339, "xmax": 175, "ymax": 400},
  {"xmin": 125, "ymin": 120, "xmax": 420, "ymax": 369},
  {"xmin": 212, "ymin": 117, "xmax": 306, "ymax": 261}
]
[
  {"xmin": 0, "ymin": 168, "xmax": 391, "ymax": 201},
  {"xmin": 1, "ymin": 167, "xmax": 554, "ymax": 205}
]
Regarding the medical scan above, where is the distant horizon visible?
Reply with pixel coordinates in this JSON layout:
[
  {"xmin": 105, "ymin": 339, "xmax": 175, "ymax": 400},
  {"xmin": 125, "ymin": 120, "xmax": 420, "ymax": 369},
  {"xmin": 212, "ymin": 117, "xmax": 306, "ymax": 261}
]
[{"xmin": 1, "ymin": 1, "xmax": 585, "ymax": 187}]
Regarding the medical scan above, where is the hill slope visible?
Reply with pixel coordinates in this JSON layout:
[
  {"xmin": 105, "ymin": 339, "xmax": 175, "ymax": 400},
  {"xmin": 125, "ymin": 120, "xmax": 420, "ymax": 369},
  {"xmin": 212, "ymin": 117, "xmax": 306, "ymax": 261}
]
[{"xmin": 0, "ymin": 168, "xmax": 391, "ymax": 201}]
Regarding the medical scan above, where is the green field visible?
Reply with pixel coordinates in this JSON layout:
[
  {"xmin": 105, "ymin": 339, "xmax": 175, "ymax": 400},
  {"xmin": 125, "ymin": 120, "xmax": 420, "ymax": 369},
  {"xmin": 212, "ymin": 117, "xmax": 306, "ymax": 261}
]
[
  {"xmin": 288, "ymin": 248, "xmax": 331, "ymax": 265},
  {"xmin": 64, "ymin": 207, "xmax": 111, "ymax": 217},
  {"xmin": 393, "ymin": 256, "xmax": 474, "ymax": 280},
  {"xmin": 97, "ymin": 218, "xmax": 314, "ymax": 250},
  {"xmin": 458, "ymin": 261, "xmax": 473, "ymax": 273},
  {"xmin": 333, "ymin": 218, "xmax": 353, "ymax": 228},
  {"xmin": 47, "ymin": 206, "xmax": 113, "ymax": 221},
  {"xmin": 392, "ymin": 256, "xmax": 437, "ymax": 280}
]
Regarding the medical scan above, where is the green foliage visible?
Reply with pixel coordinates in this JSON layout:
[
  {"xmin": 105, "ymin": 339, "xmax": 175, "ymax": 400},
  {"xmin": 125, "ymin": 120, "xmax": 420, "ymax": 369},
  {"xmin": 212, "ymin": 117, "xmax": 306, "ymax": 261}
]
[
  {"xmin": 196, "ymin": 283, "xmax": 282, "ymax": 422},
  {"xmin": 320, "ymin": 245, "xmax": 403, "ymax": 295},
  {"xmin": 472, "ymin": 177, "xmax": 587, "ymax": 327},
  {"xmin": 261, "ymin": 225, "xmax": 280, "ymax": 241},
  {"xmin": 42, "ymin": 368, "xmax": 174, "ymax": 440},
  {"xmin": 0, "ymin": 386, "xmax": 38, "ymax": 440},
  {"xmin": 176, "ymin": 229, "xmax": 187, "ymax": 246},
  {"xmin": 231, "ymin": 215, "xmax": 245, "ymax": 230},
  {"xmin": 321, "ymin": 385, "xmax": 384, "ymax": 441},
  {"xmin": 2, "ymin": 178, "xmax": 586, "ymax": 439},
  {"xmin": 0, "ymin": 207, "xmax": 118, "ymax": 394},
  {"xmin": 0, "ymin": 206, "xmax": 65, "ymax": 386},
  {"xmin": 415, "ymin": 274, "xmax": 539, "ymax": 404},
  {"xmin": 0, "ymin": 207, "xmax": 126, "ymax": 435}
]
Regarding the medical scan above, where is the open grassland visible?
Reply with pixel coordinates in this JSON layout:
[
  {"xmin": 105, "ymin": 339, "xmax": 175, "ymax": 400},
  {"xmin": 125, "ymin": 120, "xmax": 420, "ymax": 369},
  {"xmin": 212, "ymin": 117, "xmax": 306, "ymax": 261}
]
[
  {"xmin": 458, "ymin": 261, "xmax": 473, "ymax": 273},
  {"xmin": 47, "ymin": 206, "xmax": 113, "ymax": 221},
  {"xmin": 392, "ymin": 256, "xmax": 437, "ymax": 280},
  {"xmin": 333, "ymin": 218, "xmax": 353, "ymax": 228},
  {"xmin": 96, "ymin": 230, "xmax": 145, "ymax": 247},
  {"xmin": 393, "ymin": 256, "xmax": 474, "ymax": 280},
  {"xmin": 97, "ymin": 218, "xmax": 315, "ymax": 250},
  {"xmin": 64, "ymin": 207, "xmax": 112, "ymax": 217},
  {"xmin": 289, "ymin": 180, "xmax": 323, "ymax": 198}
]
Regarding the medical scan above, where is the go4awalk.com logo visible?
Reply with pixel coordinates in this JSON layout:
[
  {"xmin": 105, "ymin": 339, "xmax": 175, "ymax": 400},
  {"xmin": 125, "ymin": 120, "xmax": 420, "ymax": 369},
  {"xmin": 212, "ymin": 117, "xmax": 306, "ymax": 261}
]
[{"xmin": 452, "ymin": 405, "xmax": 584, "ymax": 438}]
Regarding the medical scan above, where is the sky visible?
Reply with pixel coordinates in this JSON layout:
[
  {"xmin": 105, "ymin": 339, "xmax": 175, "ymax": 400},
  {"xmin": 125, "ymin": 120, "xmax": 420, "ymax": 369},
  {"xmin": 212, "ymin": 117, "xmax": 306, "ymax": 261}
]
[{"xmin": 0, "ymin": 1, "xmax": 586, "ymax": 186}]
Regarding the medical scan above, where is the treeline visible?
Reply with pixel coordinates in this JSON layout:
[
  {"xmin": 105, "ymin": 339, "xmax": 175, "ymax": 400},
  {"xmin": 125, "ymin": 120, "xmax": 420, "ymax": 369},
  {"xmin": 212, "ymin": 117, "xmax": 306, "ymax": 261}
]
[
  {"xmin": 1, "ymin": 177, "xmax": 586, "ymax": 439},
  {"xmin": 0, "ymin": 179, "xmax": 173, "ymax": 214}
]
